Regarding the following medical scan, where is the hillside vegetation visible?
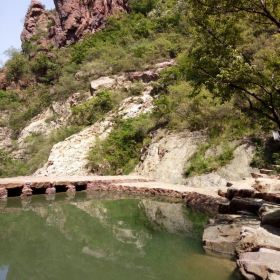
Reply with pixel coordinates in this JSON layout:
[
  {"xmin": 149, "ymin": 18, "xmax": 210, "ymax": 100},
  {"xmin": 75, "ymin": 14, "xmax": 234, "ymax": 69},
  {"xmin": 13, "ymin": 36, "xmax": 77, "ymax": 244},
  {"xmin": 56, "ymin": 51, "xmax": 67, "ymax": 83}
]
[{"xmin": 0, "ymin": 0, "xmax": 280, "ymax": 177}]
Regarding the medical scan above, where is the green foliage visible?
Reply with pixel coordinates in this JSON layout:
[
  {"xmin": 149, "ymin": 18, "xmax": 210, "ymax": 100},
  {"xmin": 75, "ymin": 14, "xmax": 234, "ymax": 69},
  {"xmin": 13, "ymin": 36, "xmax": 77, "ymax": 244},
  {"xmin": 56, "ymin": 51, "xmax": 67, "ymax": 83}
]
[
  {"xmin": 7, "ymin": 86, "xmax": 55, "ymax": 137},
  {"xmin": 185, "ymin": 142, "xmax": 235, "ymax": 177},
  {"xmin": 0, "ymin": 126, "xmax": 81, "ymax": 177},
  {"xmin": 87, "ymin": 115, "xmax": 155, "ymax": 175},
  {"xmin": 0, "ymin": 90, "xmax": 20, "ymax": 111},
  {"xmin": 30, "ymin": 53, "xmax": 61, "ymax": 83},
  {"xmin": 154, "ymin": 81, "xmax": 256, "ymax": 138},
  {"xmin": 22, "ymin": 126, "xmax": 81, "ymax": 173},
  {"xmin": 129, "ymin": 0, "xmax": 156, "ymax": 15},
  {"xmin": 128, "ymin": 82, "xmax": 145, "ymax": 96},
  {"xmin": 5, "ymin": 50, "xmax": 29, "ymax": 82},
  {"xmin": 184, "ymin": 0, "xmax": 280, "ymax": 129},
  {"xmin": 71, "ymin": 91, "xmax": 115, "ymax": 126},
  {"xmin": 251, "ymin": 138, "xmax": 280, "ymax": 172},
  {"xmin": 0, "ymin": 149, "xmax": 28, "ymax": 177}
]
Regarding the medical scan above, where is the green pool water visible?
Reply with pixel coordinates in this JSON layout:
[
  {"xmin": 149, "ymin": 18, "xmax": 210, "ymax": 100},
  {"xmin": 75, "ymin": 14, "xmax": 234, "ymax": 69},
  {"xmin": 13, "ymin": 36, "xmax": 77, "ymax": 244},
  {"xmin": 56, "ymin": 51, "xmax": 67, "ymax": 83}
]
[{"xmin": 0, "ymin": 192, "xmax": 239, "ymax": 280}]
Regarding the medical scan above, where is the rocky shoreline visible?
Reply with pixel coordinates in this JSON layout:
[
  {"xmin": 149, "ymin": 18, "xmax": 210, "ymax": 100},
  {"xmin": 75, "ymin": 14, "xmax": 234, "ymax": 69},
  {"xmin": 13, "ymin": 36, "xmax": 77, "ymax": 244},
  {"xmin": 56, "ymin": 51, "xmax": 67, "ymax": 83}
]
[
  {"xmin": 203, "ymin": 172, "xmax": 280, "ymax": 280},
  {"xmin": 0, "ymin": 173, "xmax": 279, "ymax": 279}
]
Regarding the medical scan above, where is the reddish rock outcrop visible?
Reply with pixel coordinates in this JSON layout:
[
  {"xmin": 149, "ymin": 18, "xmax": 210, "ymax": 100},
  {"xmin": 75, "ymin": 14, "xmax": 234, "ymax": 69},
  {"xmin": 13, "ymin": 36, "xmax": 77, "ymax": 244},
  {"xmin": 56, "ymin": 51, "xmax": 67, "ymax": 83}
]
[
  {"xmin": 54, "ymin": 0, "xmax": 128, "ymax": 45},
  {"xmin": 21, "ymin": 0, "xmax": 128, "ymax": 48},
  {"xmin": 21, "ymin": 0, "xmax": 60, "ymax": 49}
]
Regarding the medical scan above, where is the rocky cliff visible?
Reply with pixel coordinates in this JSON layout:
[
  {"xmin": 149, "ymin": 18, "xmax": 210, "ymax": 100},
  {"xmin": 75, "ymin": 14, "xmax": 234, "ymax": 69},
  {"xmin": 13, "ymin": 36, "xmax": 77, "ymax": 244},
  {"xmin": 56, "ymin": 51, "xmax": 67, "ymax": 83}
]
[{"xmin": 21, "ymin": 0, "xmax": 128, "ymax": 47}]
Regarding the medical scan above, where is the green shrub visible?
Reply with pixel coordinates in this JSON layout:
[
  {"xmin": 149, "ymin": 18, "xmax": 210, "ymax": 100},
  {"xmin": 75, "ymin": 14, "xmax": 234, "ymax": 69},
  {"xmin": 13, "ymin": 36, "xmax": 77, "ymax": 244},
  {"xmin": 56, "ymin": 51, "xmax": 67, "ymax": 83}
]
[
  {"xmin": 87, "ymin": 114, "xmax": 155, "ymax": 175},
  {"xmin": 0, "ymin": 125, "xmax": 82, "ymax": 177},
  {"xmin": 30, "ymin": 53, "xmax": 61, "ymax": 83},
  {"xmin": 0, "ymin": 90, "xmax": 20, "ymax": 110},
  {"xmin": 22, "ymin": 126, "xmax": 81, "ymax": 173},
  {"xmin": 129, "ymin": 0, "xmax": 156, "ymax": 15},
  {"xmin": 251, "ymin": 138, "xmax": 280, "ymax": 172},
  {"xmin": 0, "ymin": 149, "xmax": 28, "ymax": 177},
  {"xmin": 185, "ymin": 143, "xmax": 235, "ymax": 177},
  {"xmin": 5, "ymin": 51, "xmax": 29, "ymax": 82},
  {"xmin": 71, "ymin": 91, "xmax": 115, "ymax": 126}
]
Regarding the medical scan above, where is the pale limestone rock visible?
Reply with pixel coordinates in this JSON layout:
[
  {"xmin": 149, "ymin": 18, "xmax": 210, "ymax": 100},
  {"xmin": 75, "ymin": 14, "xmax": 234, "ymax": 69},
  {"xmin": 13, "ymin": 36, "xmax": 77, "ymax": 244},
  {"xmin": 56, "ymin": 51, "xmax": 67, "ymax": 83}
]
[
  {"xmin": 90, "ymin": 76, "xmax": 116, "ymax": 93},
  {"xmin": 253, "ymin": 178, "xmax": 280, "ymax": 193},
  {"xmin": 185, "ymin": 174, "xmax": 228, "ymax": 189},
  {"xmin": 0, "ymin": 127, "xmax": 12, "ymax": 151},
  {"xmin": 35, "ymin": 89, "xmax": 154, "ymax": 176},
  {"xmin": 134, "ymin": 130, "xmax": 205, "ymax": 184},
  {"xmin": 217, "ymin": 144, "xmax": 257, "ymax": 181}
]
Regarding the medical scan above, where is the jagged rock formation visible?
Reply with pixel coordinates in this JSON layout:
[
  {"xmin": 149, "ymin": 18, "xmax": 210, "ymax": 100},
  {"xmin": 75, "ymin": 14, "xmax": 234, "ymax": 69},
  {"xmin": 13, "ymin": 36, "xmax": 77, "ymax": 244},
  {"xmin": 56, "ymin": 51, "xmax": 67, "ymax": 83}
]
[
  {"xmin": 21, "ymin": 0, "xmax": 61, "ymax": 49},
  {"xmin": 54, "ymin": 0, "xmax": 128, "ymax": 45},
  {"xmin": 21, "ymin": 0, "xmax": 128, "ymax": 47}
]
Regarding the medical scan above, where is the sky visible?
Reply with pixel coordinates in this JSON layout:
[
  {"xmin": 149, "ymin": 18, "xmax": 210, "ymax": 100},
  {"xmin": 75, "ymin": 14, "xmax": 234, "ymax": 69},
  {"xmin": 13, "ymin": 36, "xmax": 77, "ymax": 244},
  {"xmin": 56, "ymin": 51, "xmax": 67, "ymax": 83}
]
[{"xmin": 0, "ymin": 0, "xmax": 55, "ymax": 66}]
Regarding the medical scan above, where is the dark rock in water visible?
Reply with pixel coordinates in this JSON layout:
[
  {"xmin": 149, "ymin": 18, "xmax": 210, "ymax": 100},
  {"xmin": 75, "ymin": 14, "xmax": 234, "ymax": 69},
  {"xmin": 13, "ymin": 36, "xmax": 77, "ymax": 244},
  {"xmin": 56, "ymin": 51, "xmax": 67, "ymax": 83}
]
[
  {"xmin": 259, "ymin": 203, "xmax": 280, "ymax": 228},
  {"xmin": 237, "ymin": 248, "xmax": 280, "ymax": 280}
]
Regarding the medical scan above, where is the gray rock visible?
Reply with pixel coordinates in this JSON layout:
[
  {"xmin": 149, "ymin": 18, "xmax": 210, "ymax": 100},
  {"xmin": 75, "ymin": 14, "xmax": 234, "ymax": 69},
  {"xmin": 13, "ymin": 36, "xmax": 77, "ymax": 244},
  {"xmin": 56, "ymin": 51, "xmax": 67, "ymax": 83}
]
[
  {"xmin": 202, "ymin": 215, "xmax": 260, "ymax": 257},
  {"xmin": 236, "ymin": 226, "xmax": 280, "ymax": 254},
  {"xmin": 237, "ymin": 248, "xmax": 280, "ymax": 280},
  {"xmin": 229, "ymin": 198, "xmax": 263, "ymax": 215},
  {"xmin": 259, "ymin": 203, "xmax": 280, "ymax": 228},
  {"xmin": 90, "ymin": 76, "xmax": 115, "ymax": 93}
]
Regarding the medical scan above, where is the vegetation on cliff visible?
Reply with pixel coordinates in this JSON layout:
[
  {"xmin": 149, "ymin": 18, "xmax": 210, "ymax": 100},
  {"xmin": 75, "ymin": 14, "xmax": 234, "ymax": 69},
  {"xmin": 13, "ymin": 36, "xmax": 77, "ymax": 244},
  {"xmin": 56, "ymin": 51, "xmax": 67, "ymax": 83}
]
[{"xmin": 0, "ymin": 0, "xmax": 279, "ymax": 177}]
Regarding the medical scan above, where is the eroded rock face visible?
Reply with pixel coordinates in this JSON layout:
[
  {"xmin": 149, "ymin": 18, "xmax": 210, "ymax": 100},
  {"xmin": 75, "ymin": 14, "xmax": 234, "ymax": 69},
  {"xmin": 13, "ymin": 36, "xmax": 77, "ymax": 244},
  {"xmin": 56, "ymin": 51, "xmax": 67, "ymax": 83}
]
[
  {"xmin": 22, "ymin": 0, "xmax": 128, "ymax": 48},
  {"xmin": 54, "ymin": 0, "xmax": 128, "ymax": 45},
  {"xmin": 21, "ymin": 0, "xmax": 60, "ymax": 48}
]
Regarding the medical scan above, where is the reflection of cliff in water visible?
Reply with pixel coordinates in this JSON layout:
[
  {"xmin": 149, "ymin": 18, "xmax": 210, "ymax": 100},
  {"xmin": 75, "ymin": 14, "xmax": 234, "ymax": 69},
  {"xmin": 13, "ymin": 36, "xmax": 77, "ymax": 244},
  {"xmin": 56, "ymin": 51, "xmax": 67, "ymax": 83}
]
[{"xmin": 0, "ymin": 194, "xmax": 236, "ymax": 280}]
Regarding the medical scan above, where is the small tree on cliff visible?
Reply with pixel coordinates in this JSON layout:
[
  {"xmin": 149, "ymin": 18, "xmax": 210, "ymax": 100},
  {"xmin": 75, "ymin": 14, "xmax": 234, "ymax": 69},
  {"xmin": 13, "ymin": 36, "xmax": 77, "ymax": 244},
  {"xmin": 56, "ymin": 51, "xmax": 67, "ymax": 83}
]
[{"xmin": 182, "ymin": 0, "xmax": 280, "ymax": 130}]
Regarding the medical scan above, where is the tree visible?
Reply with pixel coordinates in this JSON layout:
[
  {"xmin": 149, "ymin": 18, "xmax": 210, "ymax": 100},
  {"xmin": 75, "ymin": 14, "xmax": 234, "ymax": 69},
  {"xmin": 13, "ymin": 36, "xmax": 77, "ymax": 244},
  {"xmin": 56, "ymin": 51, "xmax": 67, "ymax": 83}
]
[{"xmin": 183, "ymin": 0, "xmax": 280, "ymax": 129}]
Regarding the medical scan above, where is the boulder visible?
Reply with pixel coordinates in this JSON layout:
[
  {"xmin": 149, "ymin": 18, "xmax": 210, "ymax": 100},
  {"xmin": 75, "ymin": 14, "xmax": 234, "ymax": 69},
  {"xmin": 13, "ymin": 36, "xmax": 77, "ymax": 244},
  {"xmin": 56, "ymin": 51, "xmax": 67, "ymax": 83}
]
[
  {"xmin": 236, "ymin": 226, "xmax": 280, "ymax": 254},
  {"xmin": 228, "ymin": 198, "xmax": 263, "ymax": 215},
  {"xmin": 90, "ymin": 77, "xmax": 115, "ymax": 93},
  {"xmin": 128, "ymin": 70, "xmax": 159, "ymax": 83},
  {"xmin": 202, "ymin": 214, "xmax": 260, "ymax": 257},
  {"xmin": 226, "ymin": 185, "xmax": 256, "ymax": 200},
  {"xmin": 259, "ymin": 203, "xmax": 280, "ymax": 228},
  {"xmin": 237, "ymin": 248, "xmax": 280, "ymax": 280}
]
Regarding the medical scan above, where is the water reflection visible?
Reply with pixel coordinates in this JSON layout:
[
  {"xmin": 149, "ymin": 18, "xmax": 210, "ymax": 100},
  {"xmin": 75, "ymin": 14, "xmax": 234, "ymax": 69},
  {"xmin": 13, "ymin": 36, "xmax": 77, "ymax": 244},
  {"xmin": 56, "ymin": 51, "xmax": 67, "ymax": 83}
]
[
  {"xmin": 0, "ymin": 193, "xmax": 238, "ymax": 280},
  {"xmin": 0, "ymin": 266, "xmax": 8, "ymax": 280}
]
